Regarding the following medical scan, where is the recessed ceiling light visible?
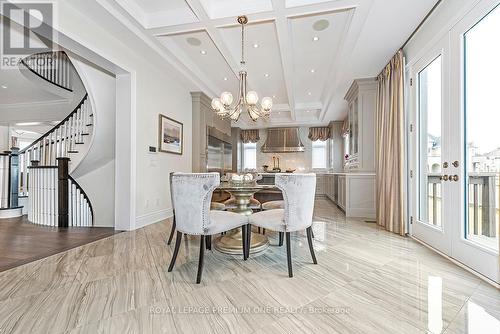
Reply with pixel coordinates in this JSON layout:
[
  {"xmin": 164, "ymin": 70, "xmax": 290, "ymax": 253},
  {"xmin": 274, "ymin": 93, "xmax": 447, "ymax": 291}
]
[
  {"xmin": 308, "ymin": 92, "xmax": 312, "ymax": 96},
  {"xmin": 186, "ymin": 37, "xmax": 202, "ymax": 46},
  {"xmin": 272, "ymin": 95, "xmax": 276, "ymax": 99},
  {"xmin": 224, "ymin": 77, "xmax": 228, "ymax": 81},
  {"xmin": 278, "ymin": 112, "xmax": 281, "ymax": 115},
  {"xmin": 307, "ymin": 110, "xmax": 311, "ymax": 113},
  {"xmin": 264, "ymin": 73, "xmax": 269, "ymax": 77},
  {"xmin": 313, "ymin": 36, "xmax": 319, "ymax": 41},
  {"xmin": 253, "ymin": 43, "xmax": 259, "ymax": 48},
  {"xmin": 200, "ymin": 50, "xmax": 207, "ymax": 55},
  {"xmin": 1, "ymin": 85, "xmax": 7, "ymax": 89},
  {"xmin": 310, "ymin": 69, "xmax": 315, "ymax": 73},
  {"xmin": 313, "ymin": 19, "xmax": 330, "ymax": 31}
]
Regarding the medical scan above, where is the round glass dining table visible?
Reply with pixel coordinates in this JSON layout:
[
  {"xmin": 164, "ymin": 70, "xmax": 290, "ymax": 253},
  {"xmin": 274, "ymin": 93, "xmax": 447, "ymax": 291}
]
[{"xmin": 214, "ymin": 182, "xmax": 276, "ymax": 255}]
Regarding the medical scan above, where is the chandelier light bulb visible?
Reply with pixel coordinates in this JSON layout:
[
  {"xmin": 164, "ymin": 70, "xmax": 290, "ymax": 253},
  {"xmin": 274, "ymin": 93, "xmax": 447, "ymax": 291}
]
[
  {"xmin": 211, "ymin": 98, "xmax": 223, "ymax": 111},
  {"xmin": 220, "ymin": 91, "xmax": 233, "ymax": 106},
  {"xmin": 246, "ymin": 91, "xmax": 259, "ymax": 105},
  {"xmin": 261, "ymin": 97, "xmax": 273, "ymax": 111}
]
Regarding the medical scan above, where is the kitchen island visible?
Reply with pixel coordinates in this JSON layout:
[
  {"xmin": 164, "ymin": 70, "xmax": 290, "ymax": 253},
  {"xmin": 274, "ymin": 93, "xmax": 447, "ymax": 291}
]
[{"xmin": 255, "ymin": 171, "xmax": 376, "ymax": 219}]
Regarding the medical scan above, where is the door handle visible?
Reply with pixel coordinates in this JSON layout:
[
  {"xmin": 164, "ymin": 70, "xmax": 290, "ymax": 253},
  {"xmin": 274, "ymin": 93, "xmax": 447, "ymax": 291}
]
[
  {"xmin": 452, "ymin": 161, "xmax": 459, "ymax": 168},
  {"xmin": 452, "ymin": 175, "xmax": 459, "ymax": 182},
  {"xmin": 442, "ymin": 175, "xmax": 449, "ymax": 181}
]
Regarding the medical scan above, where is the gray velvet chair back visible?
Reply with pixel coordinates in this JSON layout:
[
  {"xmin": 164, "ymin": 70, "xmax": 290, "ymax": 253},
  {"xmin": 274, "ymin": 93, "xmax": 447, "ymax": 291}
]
[
  {"xmin": 169, "ymin": 172, "xmax": 175, "ymax": 216},
  {"xmin": 171, "ymin": 173, "xmax": 219, "ymax": 235},
  {"xmin": 275, "ymin": 173, "xmax": 316, "ymax": 232}
]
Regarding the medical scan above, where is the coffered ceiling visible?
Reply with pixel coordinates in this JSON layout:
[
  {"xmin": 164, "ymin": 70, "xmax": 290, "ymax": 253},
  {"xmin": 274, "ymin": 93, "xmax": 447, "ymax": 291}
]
[{"xmin": 112, "ymin": 0, "xmax": 438, "ymax": 128}]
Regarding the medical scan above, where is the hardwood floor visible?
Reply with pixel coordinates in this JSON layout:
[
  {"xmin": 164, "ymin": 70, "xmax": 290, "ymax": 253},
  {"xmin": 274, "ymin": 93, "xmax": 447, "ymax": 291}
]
[
  {"xmin": 0, "ymin": 215, "xmax": 117, "ymax": 272},
  {"xmin": 0, "ymin": 199, "xmax": 498, "ymax": 333}
]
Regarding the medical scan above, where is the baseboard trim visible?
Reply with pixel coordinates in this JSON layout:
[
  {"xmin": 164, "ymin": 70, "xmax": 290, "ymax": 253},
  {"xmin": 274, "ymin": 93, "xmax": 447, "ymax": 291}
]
[
  {"xmin": 410, "ymin": 235, "xmax": 500, "ymax": 289},
  {"xmin": 0, "ymin": 207, "xmax": 24, "ymax": 219},
  {"xmin": 135, "ymin": 208, "xmax": 173, "ymax": 230}
]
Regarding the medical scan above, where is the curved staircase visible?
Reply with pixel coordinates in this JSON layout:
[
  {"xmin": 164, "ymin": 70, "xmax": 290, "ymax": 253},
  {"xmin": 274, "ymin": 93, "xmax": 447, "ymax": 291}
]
[{"xmin": 16, "ymin": 51, "xmax": 95, "ymax": 227}]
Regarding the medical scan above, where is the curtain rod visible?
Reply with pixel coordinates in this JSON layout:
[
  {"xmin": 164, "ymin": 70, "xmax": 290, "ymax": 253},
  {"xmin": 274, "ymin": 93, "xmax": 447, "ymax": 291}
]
[{"xmin": 401, "ymin": 0, "xmax": 443, "ymax": 50}]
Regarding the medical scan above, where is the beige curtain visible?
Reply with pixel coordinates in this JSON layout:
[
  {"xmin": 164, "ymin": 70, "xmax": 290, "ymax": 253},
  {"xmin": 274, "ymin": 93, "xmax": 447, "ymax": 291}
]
[
  {"xmin": 376, "ymin": 49, "xmax": 406, "ymax": 235},
  {"xmin": 240, "ymin": 129, "xmax": 260, "ymax": 143},
  {"xmin": 308, "ymin": 127, "xmax": 330, "ymax": 141}
]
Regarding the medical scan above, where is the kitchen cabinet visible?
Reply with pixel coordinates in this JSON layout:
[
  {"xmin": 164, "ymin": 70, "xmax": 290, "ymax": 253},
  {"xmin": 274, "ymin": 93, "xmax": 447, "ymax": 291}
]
[
  {"xmin": 337, "ymin": 175, "xmax": 346, "ymax": 211},
  {"xmin": 315, "ymin": 174, "xmax": 325, "ymax": 196},
  {"xmin": 323, "ymin": 173, "xmax": 376, "ymax": 219},
  {"xmin": 191, "ymin": 92, "xmax": 232, "ymax": 172},
  {"xmin": 343, "ymin": 78, "xmax": 377, "ymax": 172},
  {"xmin": 324, "ymin": 174, "xmax": 337, "ymax": 203}
]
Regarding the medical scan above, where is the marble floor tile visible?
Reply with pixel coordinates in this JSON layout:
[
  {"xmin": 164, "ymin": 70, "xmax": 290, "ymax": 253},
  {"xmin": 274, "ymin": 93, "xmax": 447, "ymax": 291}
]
[{"xmin": 0, "ymin": 198, "xmax": 498, "ymax": 334}]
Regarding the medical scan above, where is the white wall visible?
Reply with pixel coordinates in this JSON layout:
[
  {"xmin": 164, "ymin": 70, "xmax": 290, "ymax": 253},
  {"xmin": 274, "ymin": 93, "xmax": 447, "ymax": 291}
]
[
  {"xmin": 74, "ymin": 160, "xmax": 115, "ymax": 227},
  {"xmin": 47, "ymin": 0, "xmax": 193, "ymax": 230},
  {"xmin": 69, "ymin": 55, "xmax": 116, "ymax": 228}
]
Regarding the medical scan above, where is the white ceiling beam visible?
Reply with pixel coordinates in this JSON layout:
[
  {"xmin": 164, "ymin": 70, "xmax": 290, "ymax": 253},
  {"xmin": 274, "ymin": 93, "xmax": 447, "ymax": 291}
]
[
  {"xmin": 270, "ymin": 0, "xmax": 296, "ymax": 121},
  {"xmin": 183, "ymin": 0, "xmax": 241, "ymax": 78},
  {"xmin": 95, "ymin": 0, "xmax": 218, "ymax": 97}
]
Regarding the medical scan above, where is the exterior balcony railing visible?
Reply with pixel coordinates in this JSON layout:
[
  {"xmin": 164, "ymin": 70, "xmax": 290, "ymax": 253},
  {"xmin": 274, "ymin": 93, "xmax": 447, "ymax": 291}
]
[{"xmin": 425, "ymin": 172, "xmax": 499, "ymax": 249}]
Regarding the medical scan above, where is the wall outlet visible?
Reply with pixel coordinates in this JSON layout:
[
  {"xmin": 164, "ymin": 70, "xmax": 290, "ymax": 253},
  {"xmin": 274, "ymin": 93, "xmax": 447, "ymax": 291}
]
[{"xmin": 148, "ymin": 146, "xmax": 157, "ymax": 154}]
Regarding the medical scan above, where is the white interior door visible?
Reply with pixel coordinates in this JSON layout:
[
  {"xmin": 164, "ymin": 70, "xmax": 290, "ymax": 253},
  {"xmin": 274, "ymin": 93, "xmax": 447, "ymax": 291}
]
[{"xmin": 411, "ymin": 0, "xmax": 499, "ymax": 283}]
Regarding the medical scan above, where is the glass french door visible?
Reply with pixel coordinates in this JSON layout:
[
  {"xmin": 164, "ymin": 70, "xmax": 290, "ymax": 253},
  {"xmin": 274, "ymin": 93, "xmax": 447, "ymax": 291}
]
[
  {"xmin": 411, "ymin": 37, "xmax": 453, "ymax": 256},
  {"xmin": 411, "ymin": 0, "xmax": 499, "ymax": 283}
]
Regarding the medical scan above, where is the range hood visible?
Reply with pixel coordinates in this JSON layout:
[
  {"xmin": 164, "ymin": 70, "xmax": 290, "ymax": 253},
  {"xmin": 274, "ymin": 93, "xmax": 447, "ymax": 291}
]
[{"xmin": 261, "ymin": 128, "xmax": 305, "ymax": 153}]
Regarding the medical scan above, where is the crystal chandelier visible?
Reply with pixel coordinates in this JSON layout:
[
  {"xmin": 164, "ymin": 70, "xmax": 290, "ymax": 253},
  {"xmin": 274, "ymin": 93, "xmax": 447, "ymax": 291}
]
[{"xmin": 211, "ymin": 16, "xmax": 273, "ymax": 122}]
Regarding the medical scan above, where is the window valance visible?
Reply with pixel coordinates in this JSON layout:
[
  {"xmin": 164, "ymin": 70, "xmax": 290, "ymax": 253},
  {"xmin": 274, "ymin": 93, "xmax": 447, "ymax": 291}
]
[
  {"xmin": 240, "ymin": 129, "xmax": 260, "ymax": 143},
  {"xmin": 308, "ymin": 127, "xmax": 330, "ymax": 141}
]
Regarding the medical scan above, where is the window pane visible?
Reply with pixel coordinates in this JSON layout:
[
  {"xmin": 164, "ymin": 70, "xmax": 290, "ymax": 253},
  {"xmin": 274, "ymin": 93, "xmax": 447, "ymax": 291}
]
[
  {"xmin": 418, "ymin": 55, "xmax": 442, "ymax": 227},
  {"xmin": 243, "ymin": 143, "xmax": 256, "ymax": 169},
  {"xmin": 464, "ymin": 5, "xmax": 500, "ymax": 250},
  {"xmin": 312, "ymin": 140, "xmax": 327, "ymax": 169}
]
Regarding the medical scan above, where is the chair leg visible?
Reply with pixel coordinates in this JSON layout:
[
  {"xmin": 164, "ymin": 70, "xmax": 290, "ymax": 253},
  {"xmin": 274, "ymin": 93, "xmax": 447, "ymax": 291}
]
[
  {"xmin": 168, "ymin": 231, "xmax": 182, "ymax": 272},
  {"xmin": 196, "ymin": 235, "xmax": 205, "ymax": 284},
  {"xmin": 278, "ymin": 232, "xmax": 284, "ymax": 246},
  {"xmin": 258, "ymin": 227, "xmax": 261, "ymax": 234},
  {"xmin": 205, "ymin": 235, "xmax": 212, "ymax": 250},
  {"xmin": 285, "ymin": 232, "xmax": 293, "ymax": 278},
  {"xmin": 247, "ymin": 223, "xmax": 251, "ymax": 258},
  {"xmin": 311, "ymin": 227, "xmax": 315, "ymax": 239},
  {"xmin": 263, "ymin": 228, "xmax": 266, "ymax": 235},
  {"xmin": 167, "ymin": 219, "xmax": 176, "ymax": 245},
  {"xmin": 242, "ymin": 225, "xmax": 248, "ymax": 260},
  {"xmin": 306, "ymin": 227, "xmax": 317, "ymax": 264}
]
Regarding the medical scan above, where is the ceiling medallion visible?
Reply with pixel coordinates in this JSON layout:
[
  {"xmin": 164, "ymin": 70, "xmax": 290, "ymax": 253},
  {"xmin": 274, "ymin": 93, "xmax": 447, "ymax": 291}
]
[{"xmin": 211, "ymin": 15, "xmax": 272, "ymax": 122}]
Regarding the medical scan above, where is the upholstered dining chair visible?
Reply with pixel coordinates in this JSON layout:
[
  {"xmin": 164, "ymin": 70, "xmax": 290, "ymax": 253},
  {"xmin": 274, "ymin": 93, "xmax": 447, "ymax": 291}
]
[
  {"xmin": 167, "ymin": 172, "xmax": 226, "ymax": 246},
  {"xmin": 168, "ymin": 173, "xmax": 249, "ymax": 284},
  {"xmin": 247, "ymin": 173, "xmax": 317, "ymax": 277},
  {"xmin": 261, "ymin": 199, "xmax": 314, "ymax": 244},
  {"xmin": 260, "ymin": 200, "xmax": 284, "ymax": 241}
]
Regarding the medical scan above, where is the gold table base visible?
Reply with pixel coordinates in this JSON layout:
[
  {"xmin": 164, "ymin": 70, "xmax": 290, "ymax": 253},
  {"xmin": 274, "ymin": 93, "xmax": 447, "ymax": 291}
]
[
  {"xmin": 214, "ymin": 185, "xmax": 271, "ymax": 255},
  {"xmin": 214, "ymin": 228, "xmax": 269, "ymax": 255}
]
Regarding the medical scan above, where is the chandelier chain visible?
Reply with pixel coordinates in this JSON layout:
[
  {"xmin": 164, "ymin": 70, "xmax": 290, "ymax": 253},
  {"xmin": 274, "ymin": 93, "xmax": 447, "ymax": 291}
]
[{"xmin": 241, "ymin": 22, "xmax": 245, "ymax": 65}]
